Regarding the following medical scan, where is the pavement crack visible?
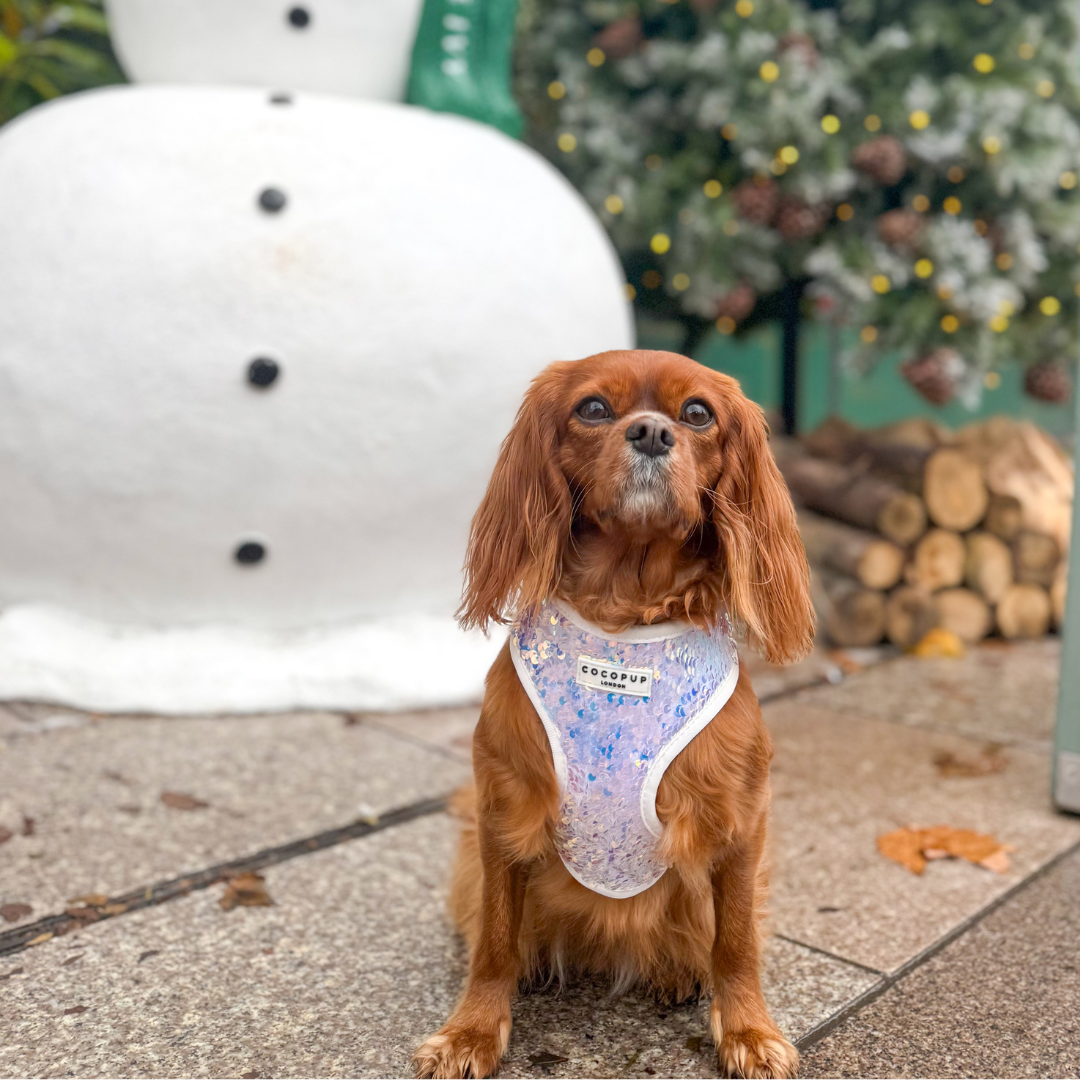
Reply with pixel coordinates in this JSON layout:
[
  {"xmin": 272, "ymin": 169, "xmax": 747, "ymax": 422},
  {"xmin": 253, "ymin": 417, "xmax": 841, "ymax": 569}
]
[{"xmin": 0, "ymin": 793, "xmax": 449, "ymax": 959}]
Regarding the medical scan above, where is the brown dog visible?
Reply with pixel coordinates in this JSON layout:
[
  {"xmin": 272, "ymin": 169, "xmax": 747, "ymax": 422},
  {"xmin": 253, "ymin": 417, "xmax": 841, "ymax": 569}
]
[{"xmin": 414, "ymin": 349, "xmax": 814, "ymax": 1079}]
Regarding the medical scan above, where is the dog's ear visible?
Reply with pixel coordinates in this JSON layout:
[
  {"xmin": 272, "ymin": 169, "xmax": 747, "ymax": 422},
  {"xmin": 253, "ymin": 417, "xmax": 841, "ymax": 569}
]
[
  {"xmin": 458, "ymin": 363, "xmax": 574, "ymax": 631},
  {"xmin": 710, "ymin": 383, "xmax": 815, "ymax": 664}
]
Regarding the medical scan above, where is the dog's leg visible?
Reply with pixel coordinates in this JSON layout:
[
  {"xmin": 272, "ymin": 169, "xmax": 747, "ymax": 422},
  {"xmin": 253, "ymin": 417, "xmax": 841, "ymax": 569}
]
[
  {"xmin": 709, "ymin": 834, "xmax": 798, "ymax": 1080},
  {"xmin": 413, "ymin": 820, "xmax": 526, "ymax": 1080}
]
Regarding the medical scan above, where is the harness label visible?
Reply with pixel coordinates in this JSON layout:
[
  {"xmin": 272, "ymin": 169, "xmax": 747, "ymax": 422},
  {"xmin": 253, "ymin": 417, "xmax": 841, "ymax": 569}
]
[{"xmin": 575, "ymin": 656, "xmax": 653, "ymax": 697}]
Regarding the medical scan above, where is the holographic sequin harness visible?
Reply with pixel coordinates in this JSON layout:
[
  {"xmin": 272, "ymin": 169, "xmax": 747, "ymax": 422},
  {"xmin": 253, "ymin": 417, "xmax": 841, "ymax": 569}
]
[{"xmin": 511, "ymin": 600, "xmax": 739, "ymax": 899}]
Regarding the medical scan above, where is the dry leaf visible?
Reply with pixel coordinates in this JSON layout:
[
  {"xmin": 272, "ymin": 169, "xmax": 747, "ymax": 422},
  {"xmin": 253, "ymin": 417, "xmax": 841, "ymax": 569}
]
[
  {"xmin": 101, "ymin": 902, "xmax": 128, "ymax": 916},
  {"xmin": 64, "ymin": 906, "xmax": 100, "ymax": 923},
  {"xmin": 63, "ymin": 1005, "xmax": 89, "ymax": 1015},
  {"xmin": 934, "ymin": 747, "xmax": 1007, "ymax": 778},
  {"xmin": 528, "ymin": 1051, "xmax": 570, "ymax": 1066},
  {"xmin": 877, "ymin": 825, "xmax": 1012, "ymax": 875},
  {"xmin": 0, "ymin": 902, "xmax": 32, "ymax": 923},
  {"xmin": 911, "ymin": 628, "xmax": 965, "ymax": 658},
  {"xmin": 161, "ymin": 792, "xmax": 209, "ymax": 811},
  {"xmin": 219, "ymin": 871, "xmax": 273, "ymax": 911},
  {"xmin": 27, "ymin": 932, "xmax": 53, "ymax": 946},
  {"xmin": 67, "ymin": 893, "xmax": 108, "ymax": 907}
]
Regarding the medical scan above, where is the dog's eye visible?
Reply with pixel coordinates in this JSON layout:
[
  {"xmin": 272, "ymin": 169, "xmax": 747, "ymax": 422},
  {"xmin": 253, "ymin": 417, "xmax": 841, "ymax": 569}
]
[
  {"xmin": 575, "ymin": 397, "xmax": 613, "ymax": 423},
  {"xmin": 680, "ymin": 400, "xmax": 714, "ymax": 428}
]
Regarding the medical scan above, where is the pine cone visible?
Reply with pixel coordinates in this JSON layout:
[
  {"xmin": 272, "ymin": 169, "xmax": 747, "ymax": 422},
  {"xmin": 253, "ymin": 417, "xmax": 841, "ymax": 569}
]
[
  {"xmin": 775, "ymin": 197, "xmax": 828, "ymax": 241},
  {"xmin": 877, "ymin": 208, "xmax": 923, "ymax": 249},
  {"xmin": 1024, "ymin": 361, "xmax": 1073, "ymax": 404},
  {"xmin": 733, "ymin": 178, "xmax": 779, "ymax": 225},
  {"xmin": 851, "ymin": 136, "xmax": 907, "ymax": 187},
  {"xmin": 901, "ymin": 348, "xmax": 964, "ymax": 405},
  {"xmin": 715, "ymin": 282, "xmax": 757, "ymax": 323},
  {"xmin": 593, "ymin": 17, "xmax": 643, "ymax": 59},
  {"xmin": 779, "ymin": 32, "xmax": 818, "ymax": 67}
]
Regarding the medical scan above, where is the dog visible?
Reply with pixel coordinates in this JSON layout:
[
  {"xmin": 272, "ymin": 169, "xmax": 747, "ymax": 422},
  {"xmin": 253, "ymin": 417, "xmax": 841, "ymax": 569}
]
[{"xmin": 413, "ymin": 349, "xmax": 814, "ymax": 1080}]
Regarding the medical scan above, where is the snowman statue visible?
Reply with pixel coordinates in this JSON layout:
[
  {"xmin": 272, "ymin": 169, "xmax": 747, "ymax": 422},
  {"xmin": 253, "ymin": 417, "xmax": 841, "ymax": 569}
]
[{"xmin": 0, "ymin": 0, "xmax": 632, "ymax": 714}]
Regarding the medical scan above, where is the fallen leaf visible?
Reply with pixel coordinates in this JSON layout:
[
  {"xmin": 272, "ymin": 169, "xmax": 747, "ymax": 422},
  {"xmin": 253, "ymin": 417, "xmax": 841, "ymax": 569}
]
[
  {"xmin": 0, "ymin": 967, "xmax": 24, "ymax": 981},
  {"xmin": 529, "ymin": 1051, "xmax": 569, "ymax": 1066},
  {"xmin": 219, "ymin": 871, "xmax": 273, "ymax": 911},
  {"xmin": 911, "ymin": 628, "xmax": 965, "ymax": 658},
  {"xmin": 27, "ymin": 932, "xmax": 53, "ymax": 946},
  {"xmin": 62, "ymin": 954, "xmax": 84, "ymax": 966},
  {"xmin": 21, "ymin": 816, "xmax": 34, "ymax": 836},
  {"xmin": 0, "ymin": 827, "xmax": 13, "ymax": 845},
  {"xmin": 101, "ymin": 903, "xmax": 128, "ymax": 916},
  {"xmin": 67, "ymin": 894, "xmax": 108, "ymax": 907},
  {"xmin": 877, "ymin": 825, "xmax": 1013, "ymax": 875},
  {"xmin": 138, "ymin": 949, "xmax": 161, "ymax": 964},
  {"xmin": 63, "ymin": 1005, "xmax": 88, "ymax": 1015},
  {"xmin": 817, "ymin": 906, "xmax": 843, "ymax": 914},
  {"xmin": 0, "ymin": 903, "xmax": 32, "ymax": 923},
  {"xmin": 64, "ymin": 907, "xmax": 100, "ymax": 923},
  {"xmin": 934, "ymin": 747, "xmax": 1008, "ymax": 778},
  {"xmin": 160, "ymin": 791, "xmax": 209, "ymax": 811}
]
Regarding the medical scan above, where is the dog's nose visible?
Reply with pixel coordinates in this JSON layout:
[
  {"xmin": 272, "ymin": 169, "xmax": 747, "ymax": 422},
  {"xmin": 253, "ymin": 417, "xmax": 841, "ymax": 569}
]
[{"xmin": 626, "ymin": 416, "xmax": 675, "ymax": 458}]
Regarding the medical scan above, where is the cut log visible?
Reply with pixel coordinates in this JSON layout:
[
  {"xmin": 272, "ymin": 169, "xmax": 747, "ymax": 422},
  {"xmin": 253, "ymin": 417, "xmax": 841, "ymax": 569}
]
[
  {"xmin": 885, "ymin": 586, "xmax": 940, "ymax": 649},
  {"xmin": 1052, "ymin": 564, "xmax": 1068, "ymax": 629},
  {"xmin": 983, "ymin": 493, "xmax": 1024, "ymax": 543},
  {"xmin": 798, "ymin": 511, "xmax": 905, "ymax": 590},
  {"xmin": 923, "ymin": 448, "xmax": 989, "ymax": 531},
  {"xmin": 812, "ymin": 569, "xmax": 887, "ymax": 647},
  {"xmin": 1013, "ymin": 530, "xmax": 1061, "ymax": 588},
  {"xmin": 906, "ymin": 529, "xmax": 965, "ymax": 592},
  {"xmin": 935, "ymin": 588, "xmax": 992, "ymax": 644},
  {"xmin": 778, "ymin": 453, "xmax": 927, "ymax": 545},
  {"xmin": 964, "ymin": 532, "xmax": 1013, "ymax": 604},
  {"xmin": 996, "ymin": 583, "xmax": 1052, "ymax": 639}
]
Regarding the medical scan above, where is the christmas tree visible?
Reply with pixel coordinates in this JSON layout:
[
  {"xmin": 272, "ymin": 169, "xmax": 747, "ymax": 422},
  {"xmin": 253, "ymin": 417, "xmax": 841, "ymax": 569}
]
[{"xmin": 515, "ymin": 0, "xmax": 1080, "ymax": 426}]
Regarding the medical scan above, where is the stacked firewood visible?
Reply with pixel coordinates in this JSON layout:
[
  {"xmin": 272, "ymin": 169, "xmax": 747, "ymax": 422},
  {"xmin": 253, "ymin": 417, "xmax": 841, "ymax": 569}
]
[{"xmin": 776, "ymin": 415, "xmax": 1074, "ymax": 648}]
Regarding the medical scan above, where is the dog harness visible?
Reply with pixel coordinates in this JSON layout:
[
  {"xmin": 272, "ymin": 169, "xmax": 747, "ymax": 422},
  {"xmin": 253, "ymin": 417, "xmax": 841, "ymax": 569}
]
[{"xmin": 511, "ymin": 600, "xmax": 739, "ymax": 899}]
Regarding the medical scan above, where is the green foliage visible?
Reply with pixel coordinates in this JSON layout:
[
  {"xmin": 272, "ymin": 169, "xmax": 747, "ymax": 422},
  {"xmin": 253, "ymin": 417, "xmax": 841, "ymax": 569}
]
[
  {"xmin": 515, "ymin": 0, "xmax": 1080, "ymax": 401},
  {"xmin": 0, "ymin": 0, "xmax": 123, "ymax": 127}
]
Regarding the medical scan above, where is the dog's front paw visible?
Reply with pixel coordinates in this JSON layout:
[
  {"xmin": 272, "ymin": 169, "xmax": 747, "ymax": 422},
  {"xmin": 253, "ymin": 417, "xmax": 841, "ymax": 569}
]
[
  {"xmin": 717, "ymin": 1028, "xmax": 799, "ymax": 1079},
  {"xmin": 413, "ymin": 1018, "xmax": 510, "ymax": 1080}
]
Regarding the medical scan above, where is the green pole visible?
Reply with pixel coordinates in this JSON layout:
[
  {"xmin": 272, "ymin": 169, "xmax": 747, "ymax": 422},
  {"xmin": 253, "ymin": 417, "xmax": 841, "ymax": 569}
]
[
  {"xmin": 406, "ymin": 0, "xmax": 523, "ymax": 138},
  {"xmin": 1054, "ymin": 381, "xmax": 1080, "ymax": 814}
]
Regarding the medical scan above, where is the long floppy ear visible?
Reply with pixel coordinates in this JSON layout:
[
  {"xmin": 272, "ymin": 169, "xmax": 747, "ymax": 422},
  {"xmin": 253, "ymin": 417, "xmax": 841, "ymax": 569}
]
[
  {"xmin": 711, "ymin": 387, "xmax": 815, "ymax": 664},
  {"xmin": 457, "ymin": 363, "xmax": 574, "ymax": 631}
]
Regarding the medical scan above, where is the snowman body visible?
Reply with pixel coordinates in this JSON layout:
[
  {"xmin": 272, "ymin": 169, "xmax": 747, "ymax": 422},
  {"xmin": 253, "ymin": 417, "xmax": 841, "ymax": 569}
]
[
  {"xmin": 0, "ymin": 24, "xmax": 633, "ymax": 713},
  {"xmin": 106, "ymin": 0, "xmax": 426, "ymax": 102}
]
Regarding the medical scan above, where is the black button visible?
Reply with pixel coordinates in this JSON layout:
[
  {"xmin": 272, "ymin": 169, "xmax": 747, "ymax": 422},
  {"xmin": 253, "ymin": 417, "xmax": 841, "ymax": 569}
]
[
  {"xmin": 248, "ymin": 357, "xmax": 281, "ymax": 388},
  {"xmin": 235, "ymin": 541, "xmax": 267, "ymax": 566},
  {"xmin": 269, "ymin": 91, "xmax": 293, "ymax": 105},
  {"xmin": 258, "ymin": 187, "xmax": 287, "ymax": 213},
  {"xmin": 287, "ymin": 6, "xmax": 311, "ymax": 28}
]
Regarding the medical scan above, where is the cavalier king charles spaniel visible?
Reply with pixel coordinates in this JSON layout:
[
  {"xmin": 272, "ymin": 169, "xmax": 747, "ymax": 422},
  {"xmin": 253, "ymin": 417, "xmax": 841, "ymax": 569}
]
[{"xmin": 414, "ymin": 349, "xmax": 814, "ymax": 1080}]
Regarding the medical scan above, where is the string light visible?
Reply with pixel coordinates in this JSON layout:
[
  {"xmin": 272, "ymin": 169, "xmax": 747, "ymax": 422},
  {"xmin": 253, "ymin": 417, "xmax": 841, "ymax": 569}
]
[
  {"xmin": 760, "ymin": 61, "xmax": 779, "ymax": 83},
  {"xmin": 673, "ymin": 273, "xmax": 690, "ymax": 291},
  {"xmin": 1061, "ymin": 171, "xmax": 1078, "ymax": 190},
  {"xmin": 973, "ymin": 53, "xmax": 995, "ymax": 74},
  {"xmin": 937, "ymin": 285, "xmax": 954, "ymax": 300},
  {"xmin": 996, "ymin": 253, "xmax": 1013, "ymax": 270},
  {"xmin": 909, "ymin": 110, "xmax": 930, "ymax": 130},
  {"xmin": 998, "ymin": 300, "xmax": 1015, "ymax": 317},
  {"xmin": 913, "ymin": 194, "xmax": 930, "ymax": 212},
  {"xmin": 734, "ymin": 0, "xmax": 754, "ymax": 16},
  {"xmin": 860, "ymin": 326, "xmax": 878, "ymax": 343},
  {"xmin": 1037, "ymin": 80, "xmax": 1056, "ymax": 98},
  {"xmin": 547, "ymin": 81, "xmax": 566, "ymax": 100},
  {"xmin": 985, "ymin": 371, "xmax": 1002, "ymax": 389},
  {"xmin": 989, "ymin": 315, "xmax": 1009, "ymax": 332},
  {"xmin": 717, "ymin": 315, "xmax": 737, "ymax": 334},
  {"xmin": 914, "ymin": 259, "xmax": 934, "ymax": 278},
  {"xmin": 557, "ymin": 133, "xmax": 577, "ymax": 152},
  {"xmin": 864, "ymin": 115, "xmax": 882, "ymax": 132},
  {"xmin": 943, "ymin": 196, "xmax": 962, "ymax": 215},
  {"xmin": 941, "ymin": 314, "xmax": 960, "ymax": 332},
  {"xmin": 1040, "ymin": 296, "xmax": 1062, "ymax": 315},
  {"xmin": 778, "ymin": 145, "xmax": 800, "ymax": 164},
  {"xmin": 947, "ymin": 166, "xmax": 965, "ymax": 182},
  {"xmin": 837, "ymin": 203, "xmax": 854, "ymax": 221},
  {"xmin": 586, "ymin": 48, "xmax": 605, "ymax": 66},
  {"xmin": 983, "ymin": 135, "xmax": 1002, "ymax": 154},
  {"xmin": 625, "ymin": 283, "xmax": 637, "ymax": 301},
  {"xmin": 871, "ymin": 274, "xmax": 891, "ymax": 294},
  {"xmin": 703, "ymin": 180, "xmax": 723, "ymax": 198},
  {"xmin": 605, "ymin": 194, "xmax": 624, "ymax": 214},
  {"xmin": 974, "ymin": 219, "xmax": 988, "ymax": 235},
  {"xmin": 1018, "ymin": 43, "xmax": 1035, "ymax": 60},
  {"xmin": 821, "ymin": 115, "xmax": 841, "ymax": 134},
  {"xmin": 651, "ymin": 233, "xmax": 671, "ymax": 254},
  {"xmin": 642, "ymin": 270, "xmax": 662, "ymax": 289},
  {"xmin": 721, "ymin": 123, "xmax": 739, "ymax": 140}
]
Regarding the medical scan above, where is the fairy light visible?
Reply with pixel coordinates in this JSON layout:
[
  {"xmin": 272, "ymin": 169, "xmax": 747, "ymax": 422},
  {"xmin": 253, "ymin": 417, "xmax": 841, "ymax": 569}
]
[
  {"xmin": 778, "ymin": 145, "xmax": 800, "ymax": 165},
  {"xmin": 735, "ymin": 0, "xmax": 754, "ymax": 16},
  {"xmin": 1018, "ymin": 43, "xmax": 1035, "ymax": 60},
  {"xmin": 625, "ymin": 283, "xmax": 637, "ymax": 301},
  {"xmin": 947, "ymin": 166, "xmax": 965, "ymax": 182},
  {"xmin": 989, "ymin": 315, "xmax": 1009, "ymax": 332},
  {"xmin": 941, "ymin": 314, "xmax": 960, "ymax": 332},
  {"xmin": 860, "ymin": 326, "xmax": 878, "ymax": 344},
  {"xmin": 673, "ymin": 273, "xmax": 690, "ymax": 291},
  {"xmin": 821, "ymin": 115, "xmax": 841, "ymax": 134},
  {"xmin": 943, "ymin": 196, "xmax": 962, "ymax": 215},
  {"xmin": 983, "ymin": 135, "xmax": 1002, "ymax": 154},
  {"xmin": 721, "ymin": 123, "xmax": 739, "ymax": 140},
  {"xmin": 973, "ymin": 53, "xmax": 995, "ymax": 74},
  {"xmin": 909, "ymin": 110, "xmax": 930, "ymax": 130},
  {"xmin": 760, "ymin": 61, "xmax": 779, "ymax": 83},
  {"xmin": 703, "ymin": 180, "xmax": 723, "ymax": 198},
  {"xmin": 548, "ymin": 81, "xmax": 566, "ymax": 100},
  {"xmin": 1037, "ymin": 80, "xmax": 1056, "ymax": 98},
  {"xmin": 1040, "ymin": 296, "xmax": 1062, "ymax": 315},
  {"xmin": 996, "ymin": 253, "xmax": 1013, "ymax": 270},
  {"xmin": 557, "ymin": 133, "xmax": 577, "ymax": 152},
  {"xmin": 864, "ymin": 115, "xmax": 882, "ymax": 132},
  {"xmin": 914, "ymin": 259, "xmax": 934, "ymax": 278},
  {"xmin": 871, "ymin": 274, "xmax": 891, "ymax": 294},
  {"xmin": 586, "ymin": 48, "xmax": 605, "ymax": 67},
  {"xmin": 716, "ymin": 315, "xmax": 737, "ymax": 334},
  {"xmin": 913, "ymin": 194, "xmax": 930, "ymax": 212},
  {"xmin": 985, "ymin": 372, "xmax": 1002, "ymax": 389},
  {"xmin": 837, "ymin": 203, "xmax": 854, "ymax": 221},
  {"xmin": 605, "ymin": 194, "xmax": 624, "ymax": 214},
  {"xmin": 651, "ymin": 233, "xmax": 671, "ymax": 254},
  {"xmin": 1061, "ymin": 172, "xmax": 1078, "ymax": 190}
]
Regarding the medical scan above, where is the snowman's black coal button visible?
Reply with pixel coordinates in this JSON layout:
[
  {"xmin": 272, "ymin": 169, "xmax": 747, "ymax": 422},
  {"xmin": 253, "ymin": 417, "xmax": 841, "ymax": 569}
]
[
  {"xmin": 258, "ymin": 187, "xmax": 287, "ymax": 213},
  {"xmin": 248, "ymin": 357, "xmax": 281, "ymax": 388},
  {"xmin": 235, "ymin": 541, "xmax": 267, "ymax": 566},
  {"xmin": 287, "ymin": 6, "xmax": 311, "ymax": 28},
  {"xmin": 269, "ymin": 91, "xmax": 293, "ymax": 105}
]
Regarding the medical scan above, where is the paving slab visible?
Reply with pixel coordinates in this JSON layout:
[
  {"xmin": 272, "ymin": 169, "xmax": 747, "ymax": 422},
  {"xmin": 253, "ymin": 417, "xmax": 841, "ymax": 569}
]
[
  {"xmin": 764, "ymin": 697, "xmax": 1080, "ymax": 974},
  {"xmin": 800, "ymin": 847, "xmax": 1080, "ymax": 1079},
  {"xmin": 360, "ymin": 705, "xmax": 480, "ymax": 763},
  {"xmin": 796, "ymin": 638, "xmax": 1061, "ymax": 750},
  {"xmin": 0, "ymin": 710, "xmax": 467, "ymax": 929},
  {"xmin": 0, "ymin": 813, "xmax": 878, "ymax": 1080}
]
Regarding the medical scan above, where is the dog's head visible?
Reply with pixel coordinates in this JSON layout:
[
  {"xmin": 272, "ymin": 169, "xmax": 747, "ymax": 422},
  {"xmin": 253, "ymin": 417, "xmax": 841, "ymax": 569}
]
[{"xmin": 459, "ymin": 349, "xmax": 813, "ymax": 664}]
